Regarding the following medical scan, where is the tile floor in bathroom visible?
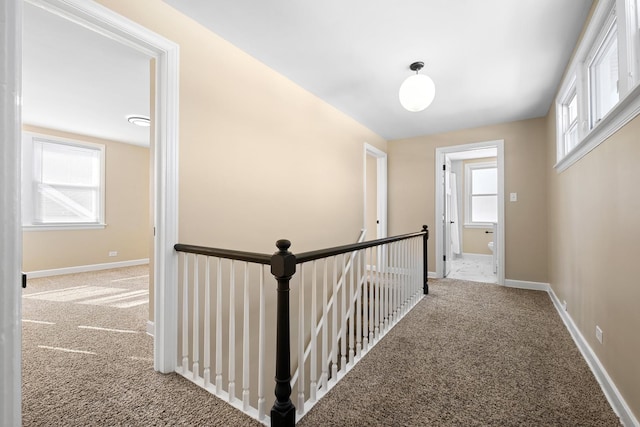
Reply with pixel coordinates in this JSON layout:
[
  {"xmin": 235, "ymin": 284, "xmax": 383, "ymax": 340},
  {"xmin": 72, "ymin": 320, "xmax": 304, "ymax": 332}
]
[{"xmin": 446, "ymin": 254, "xmax": 497, "ymax": 284}]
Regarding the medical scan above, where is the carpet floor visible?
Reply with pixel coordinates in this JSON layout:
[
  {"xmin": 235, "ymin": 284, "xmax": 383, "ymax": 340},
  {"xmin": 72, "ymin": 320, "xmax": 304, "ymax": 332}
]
[
  {"xmin": 297, "ymin": 278, "xmax": 621, "ymax": 427},
  {"xmin": 22, "ymin": 269, "xmax": 621, "ymax": 426},
  {"xmin": 22, "ymin": 266, "xmax": 262, "ymax": 427}
]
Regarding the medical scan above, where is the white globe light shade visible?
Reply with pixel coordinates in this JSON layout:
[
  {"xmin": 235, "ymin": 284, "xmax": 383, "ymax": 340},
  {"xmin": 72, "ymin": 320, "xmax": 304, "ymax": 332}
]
[{"xmin": 399, "ymin": 73, "xmax": 436, "ymax": 112}]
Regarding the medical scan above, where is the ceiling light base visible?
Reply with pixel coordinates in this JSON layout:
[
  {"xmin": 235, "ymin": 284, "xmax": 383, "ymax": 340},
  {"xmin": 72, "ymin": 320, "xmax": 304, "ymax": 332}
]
[{"xmin": 409, "ymin": 61, "xmax": 424, "ymax": 72}]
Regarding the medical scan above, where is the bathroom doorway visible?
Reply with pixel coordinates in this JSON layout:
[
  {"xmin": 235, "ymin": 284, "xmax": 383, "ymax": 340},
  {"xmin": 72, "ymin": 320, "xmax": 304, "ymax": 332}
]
[{"xmin": 435, "ymin": 141, "xmax": 505, "ymax": 285}]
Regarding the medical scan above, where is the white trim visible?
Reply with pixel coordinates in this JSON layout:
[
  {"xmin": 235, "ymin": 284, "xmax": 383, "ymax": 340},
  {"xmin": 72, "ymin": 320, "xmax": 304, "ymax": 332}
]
[
  {"xmin": 147, "ymin": 320, "xmax": 155, "ymax": 337},
  {"xmin": 28, "ymin": 0, "xmax": 180, "ymax": 374},
  {"xmin": 363, "ymin": 143, "xmax": 388, "ymax": 239},
  {"xmin": 435, "ymin": 140, "xmax": 505, "ymax": 286},
  {"xmin": 428, "ymin": 271, "xmax": 437, "ymax": 279},
  {"xmin": 503, "ymin": 279, "xmax": 550, "ymax": 292},
  {"xmin": 25, "ymin": 258, "xmax": 149, "ymax": 279},
  {"xmin": 555, "ymin": 83, "xmax": 640, "ymax": 172},
  {"xmin": 548, "ymin": 287, "xmax": 639, "ymax": 427},
  {"xmin": 555, "ymin": 0, "xmax": 640, "ymax": 173},
  {"xmin": 0, "ymin": 0, "xmax": 23, "ymax": 423}
]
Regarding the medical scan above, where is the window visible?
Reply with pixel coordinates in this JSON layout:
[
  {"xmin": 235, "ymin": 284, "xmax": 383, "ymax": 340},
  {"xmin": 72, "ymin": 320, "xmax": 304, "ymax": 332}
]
[
  {"xmin": 588, "ymin": 18, "xmax": 619, "ymax": 126},
  {"xmin": 22, "ymin": 133, "xmax": 105, "ymax": 229},
  {"xmin": 562, "ymin": 89, "xmax": 579, "ymax": 154},
  {"xmin": 465, "ymin": 162, "xmax": 497, "ymax": 226},
  {"xmin": 555, "ymin": 0, "xmax": 640, "ymax": 172}
]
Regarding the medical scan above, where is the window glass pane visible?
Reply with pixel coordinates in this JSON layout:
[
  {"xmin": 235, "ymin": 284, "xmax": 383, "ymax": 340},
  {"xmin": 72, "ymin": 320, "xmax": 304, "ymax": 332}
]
[
  {"xmin": 590, "ymin": 24, "xmax": 619, "ymax": 123},
  {"xmin": 36, "ymin": 140, "xmax": 100, "ymax": 187},
  {"xmin": 471, "ymin": 195, "xmax": 497, "ymax": 223},
  {"xmin": 568, "ymin": 93, "xmax": 578, "ymax": 124},
  {"xmin": 37, "ymin": 186, "xmax": 98, "ymax": 223},
  {"xmin": 565, "ymin": 122, "xmax": 579, "ymax": 153},
  {"xmin": 31, "ymin": 138, "xmax": 102, "ymax": 224},
  {"xmin": 472, "ymin": 168, "xmax": 497, "ymax": 194}
]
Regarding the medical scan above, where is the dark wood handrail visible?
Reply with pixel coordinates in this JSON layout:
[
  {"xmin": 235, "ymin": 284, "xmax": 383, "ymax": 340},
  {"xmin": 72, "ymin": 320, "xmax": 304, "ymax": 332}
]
[
  {"xmin": 296, "ymin": 229, "xmax": 426, "ymax": 264},
  {"xmin": 173, "ymin": 243, "xmax": 271, "ymax": 265},
  {"xmin": 174, "ymin": 227, "xmax": 428, "ymax": 266}
]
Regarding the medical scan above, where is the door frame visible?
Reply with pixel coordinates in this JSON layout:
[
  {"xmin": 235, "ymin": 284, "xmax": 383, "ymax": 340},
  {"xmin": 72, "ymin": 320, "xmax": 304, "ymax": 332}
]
[
  {"xmin": 0, "ymin": 1, "xmax": 23, "ymax": 424},
  {"xmin": 5, "ymin": 0, "xmax": 180, "ymax": 383},
  {"xmin": 434, "ymin": 140, "xmax": 505, "ymax": 285},
  {"xmin": 363, "ymin": 143, "xmax": 388, "ymax": 239}
]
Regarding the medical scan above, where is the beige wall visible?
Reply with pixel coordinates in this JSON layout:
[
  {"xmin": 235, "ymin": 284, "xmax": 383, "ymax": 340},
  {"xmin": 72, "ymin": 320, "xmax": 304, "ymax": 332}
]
[
  {"xmin": 388, "ymin": 118, "xmax": 548, "ymax": 282},
  {"xmin": 546, "ymin": 108, "xmax": 640, "ymax": 421},
  {"xmin": 22, "ymin": 126, "xmax": 150, "ymax": 272},
  {"xmin": 96, "ymin": 0, "xmax": 386, "ymax": 255}
]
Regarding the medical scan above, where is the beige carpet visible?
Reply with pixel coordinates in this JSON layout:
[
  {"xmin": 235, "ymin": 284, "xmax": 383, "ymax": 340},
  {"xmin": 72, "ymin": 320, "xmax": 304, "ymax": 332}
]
[
  {"xmin": 298, "ymin": 279, "xmax": 621, "ymax": 427},
  {"xmin": 22, "ymin": 266, "xmax": 262, "ymax": 426},
  {"xmin": 22, "ymin": 269, "xmax": 621, "ymax": 426}
]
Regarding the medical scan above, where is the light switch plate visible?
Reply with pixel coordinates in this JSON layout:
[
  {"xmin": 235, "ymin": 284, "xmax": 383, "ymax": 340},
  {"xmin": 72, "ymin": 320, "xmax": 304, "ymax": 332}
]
[{"xmin": 510, "ymin": 192, "xmax": 517, "ymax": 202}]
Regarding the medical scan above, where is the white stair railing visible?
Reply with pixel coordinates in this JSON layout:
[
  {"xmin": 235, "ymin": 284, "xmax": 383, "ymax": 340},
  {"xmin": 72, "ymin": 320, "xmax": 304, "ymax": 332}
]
[
  {"xmin": 289, "ymin": 233, "xmax": 425, "ymax": 420},
  {"xmin": 174, "ymin": 226, "xmax": 429, "ymax": 427},
  {"xmin": 175, "ymin": 249, "xmax": 273, "ymax": 425}
]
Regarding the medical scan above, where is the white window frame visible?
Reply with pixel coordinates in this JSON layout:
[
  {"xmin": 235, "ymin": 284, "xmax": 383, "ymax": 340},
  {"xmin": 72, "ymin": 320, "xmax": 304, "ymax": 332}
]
[
  {"xmin": 22, "ymin": 132, "xmax": 106, "ymax": 230},
  {"xmin": 464, "ymin": 161, "xmax": 497, "ymax": 228},
  {"xmin": 555, "ymin": 0, "xmax": 640, "ymax": 172}
]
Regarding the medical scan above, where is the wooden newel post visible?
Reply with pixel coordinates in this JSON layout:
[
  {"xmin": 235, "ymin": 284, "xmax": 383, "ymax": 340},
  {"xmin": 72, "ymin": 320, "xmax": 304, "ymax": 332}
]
[
  {"xmin": 422, "ymin": 225, "xmax": 429, "ymax": 295},
  {"xmin": 270, "ymin": 239, "xmax": 296, "ymax": 427}
]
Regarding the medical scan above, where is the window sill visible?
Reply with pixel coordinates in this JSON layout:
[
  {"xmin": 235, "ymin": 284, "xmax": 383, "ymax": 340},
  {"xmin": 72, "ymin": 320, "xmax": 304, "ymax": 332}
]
[
  {"xmin": 464, "ymin": 223, "xmax": 495, "ymax": 229},
  {"xmin": 23, "ymin": 223, "xmax": 107, "ymax": 232},
  {"xmin": 555, "ymin": 83, "xmax": 640, "ymax": 173}
]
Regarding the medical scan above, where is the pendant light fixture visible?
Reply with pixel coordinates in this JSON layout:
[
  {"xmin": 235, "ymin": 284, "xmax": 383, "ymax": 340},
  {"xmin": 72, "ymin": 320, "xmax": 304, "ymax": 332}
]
[{"xmin": 399, "ymin": 61, "xmax": 435, "ymax": 112}]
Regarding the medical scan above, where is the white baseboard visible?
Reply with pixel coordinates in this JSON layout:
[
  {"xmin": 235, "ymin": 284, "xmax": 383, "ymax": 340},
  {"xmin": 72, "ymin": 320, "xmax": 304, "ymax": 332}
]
[
  {"xmin": 503, "ymin": 279, "xmax": 550, "ymax": 292},
  {"xmin": 548, "ymin": 287, "xmax": 639, "ymax": 427},
  {"xmin": 428, "ymin": 271, "xmax": 437, "ymax": 279},
  {"xmin": 26, "ymin": 259, "xmax": 149, "ymax": 279},
  {"xmin": 146, "ymin": 320, "xmax": 154, "ymax": 337}
]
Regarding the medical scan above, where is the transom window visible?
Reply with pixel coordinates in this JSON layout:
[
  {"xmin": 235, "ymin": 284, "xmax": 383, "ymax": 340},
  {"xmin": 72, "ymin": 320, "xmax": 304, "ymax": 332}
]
[
  {"xmin": 465, "ymin": 162, "xmax": 497, "ymax": 226},
  {"xmin": 22, "ymin": 133, "xmax": 105, "ymax": 229}
]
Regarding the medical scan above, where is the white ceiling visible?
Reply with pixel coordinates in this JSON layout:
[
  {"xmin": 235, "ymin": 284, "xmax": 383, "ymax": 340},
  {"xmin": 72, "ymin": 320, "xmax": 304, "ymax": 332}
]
[
  {"xmin": 163, "ymin": 0, "xmax": 592, "ymax": 140},
  {"xmin": 22, "ymin": 2, "xmax": 151, "ymax": 146},
  {"xmin": 22, "ymin": 1, "xmax": 593, "ymax": 145}
]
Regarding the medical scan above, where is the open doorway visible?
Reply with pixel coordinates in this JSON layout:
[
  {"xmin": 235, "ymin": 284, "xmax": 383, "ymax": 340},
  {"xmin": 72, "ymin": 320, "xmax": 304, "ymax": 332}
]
[
  {"xmin": 363, "ymin": 143, "xmax": 388, "ymax": 241},
  {"xmin": 435, "ymin": 141, "xmax": 505, "ymax": 285},
  {"xmin": 20, "ymin": 0, "xmax": 180, "ymax": 372}
]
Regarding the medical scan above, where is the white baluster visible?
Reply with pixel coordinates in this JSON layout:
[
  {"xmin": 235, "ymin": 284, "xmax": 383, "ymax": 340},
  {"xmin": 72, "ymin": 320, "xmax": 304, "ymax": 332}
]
[
  {"xmin": 340, "ymin": 254, "xmax": 347, "ymax": 371},
  {"xmin": 375, "ymin": 246, "xmax": 380, "ymax": 340},
  {"xmin": 356, "ymin": 250, "xmax": 362, "ymax": 358},
  {"xmin": 228, "ymin": 260, "xmax": 236, "ymax": 402},
  {"xmin": 368, "ymin": 247, "xmax": 374, "ymax": 346},
  {"xmin": 182, "ymin": 253, "xmax": 189, "ymax": 372},
  {"xmin": 321, "ymin": 259, "xmax": 328, "ymax": 390},
  {"xmin": 348, "ymin": 251, "xmax": 355, "ymax": 364},
  {"xmin": 391, "ymin": 242, "xmax": 396, "ymax": 324},
  {"xmin": 403, "ymin": 240, "xmax": 409, "ymax": 314},
  {"xmin": 331, "ymin": 256, "xmax": 338, "ymax": 380},
  {"xmin": 257, "ymin": 265, "xmax": 266, "ymax": 420},
  {"xmin": 383, "ymin": 243, "xmax": 389, "ymax": 332},
  {"xmin": 215, "ymin": 258, "xmax": 223, "ymax": 395},
  {"xmin": 242, "ymin": 262, "xmax": 250, "ymax": 411},
  {"xmin": 298, "ymin": 265, "xmax": 305, "ymax": 414},
  {"xmin": 310, "ymin": 261, "xmax": 317, "ymax": 402},
  {"xmin": 193, "ymin": 255, "xmax": 199, "ymax": 380},
  {"xmin": 204, "ymin": 257, "xmax": 211, "ymax": 387}
]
